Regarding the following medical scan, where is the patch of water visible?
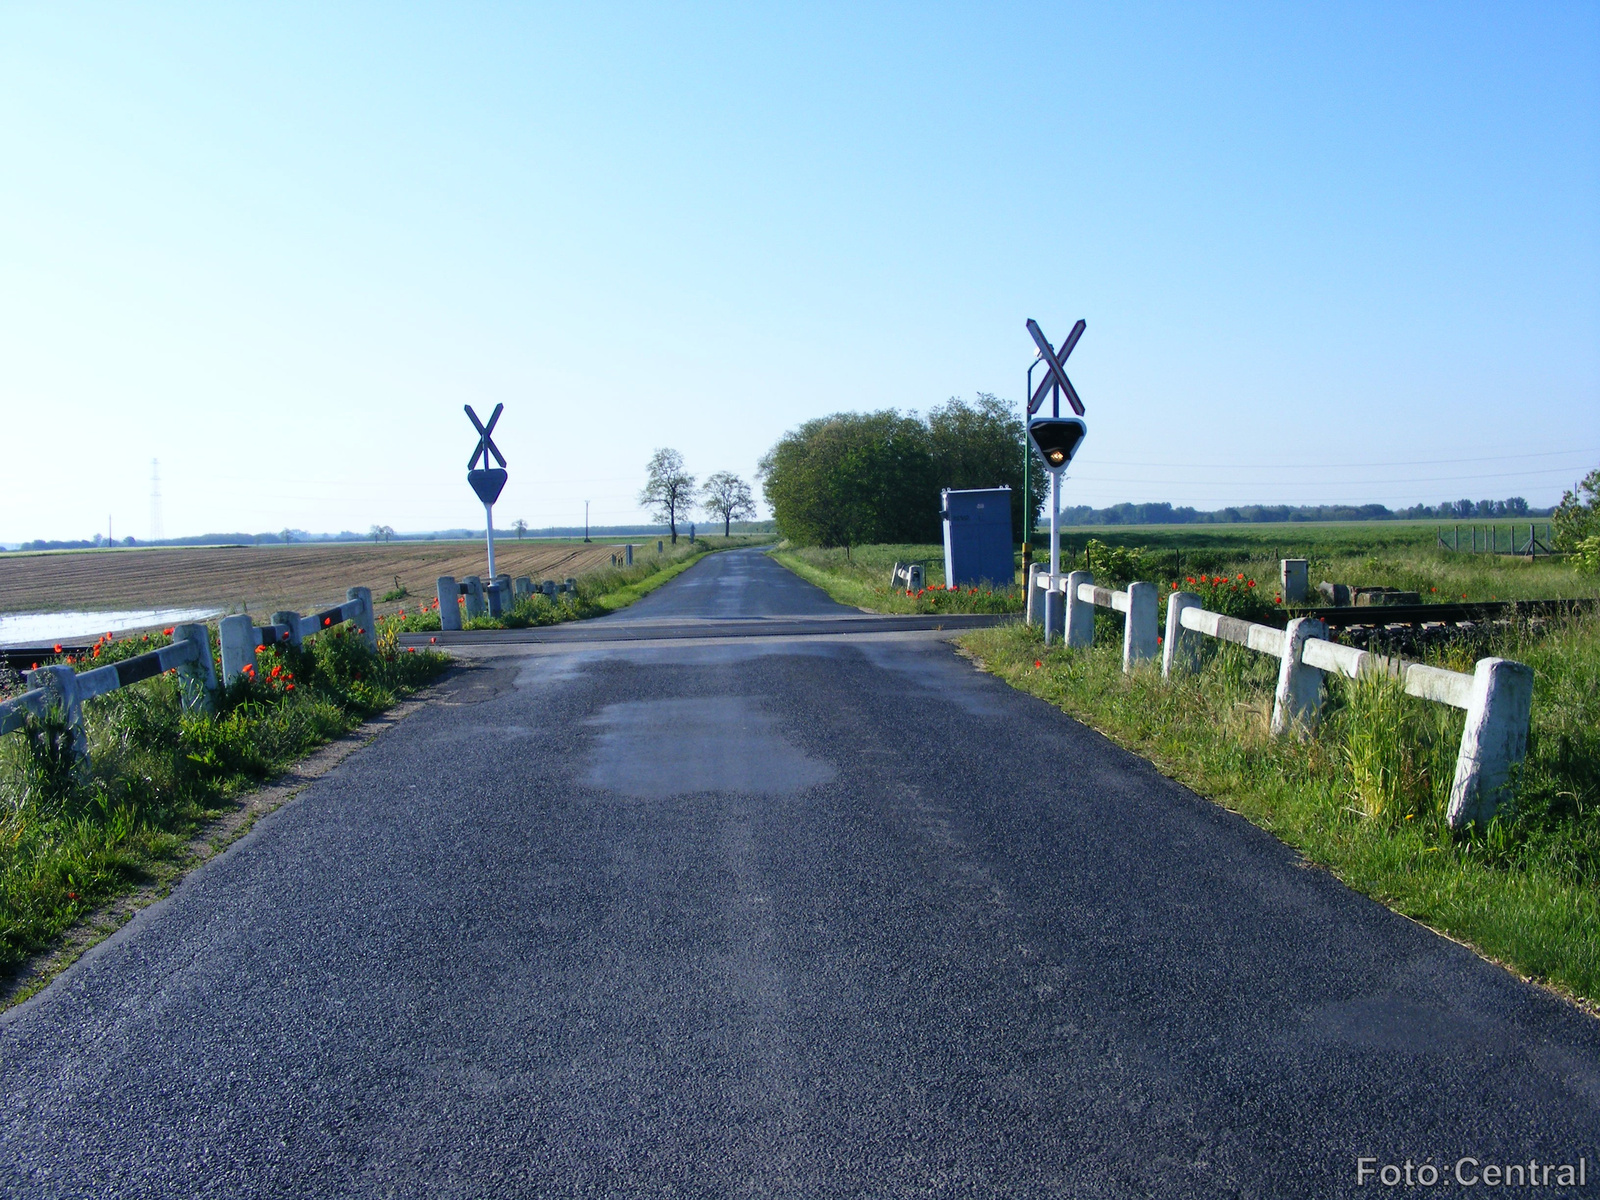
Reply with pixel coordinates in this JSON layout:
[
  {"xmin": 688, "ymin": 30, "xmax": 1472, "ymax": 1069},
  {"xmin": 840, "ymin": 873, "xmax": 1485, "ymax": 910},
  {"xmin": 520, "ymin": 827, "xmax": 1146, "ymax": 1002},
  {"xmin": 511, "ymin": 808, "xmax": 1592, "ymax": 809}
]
[{"xmin": 0, "ymin": 608, "xmax": 222, "ymax": 647}]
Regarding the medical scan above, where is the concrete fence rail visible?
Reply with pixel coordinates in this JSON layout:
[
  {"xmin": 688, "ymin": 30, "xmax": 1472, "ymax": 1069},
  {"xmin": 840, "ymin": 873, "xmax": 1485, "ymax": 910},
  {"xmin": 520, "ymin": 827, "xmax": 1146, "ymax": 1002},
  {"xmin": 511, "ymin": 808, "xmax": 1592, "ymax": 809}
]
[
  {"xmin": 1027, "ymin": 563, "xmax": 1533, "ymax": 831},
  {"xmin": 0, "ymin": 585, "xmax": 376, "ymax": 774}
]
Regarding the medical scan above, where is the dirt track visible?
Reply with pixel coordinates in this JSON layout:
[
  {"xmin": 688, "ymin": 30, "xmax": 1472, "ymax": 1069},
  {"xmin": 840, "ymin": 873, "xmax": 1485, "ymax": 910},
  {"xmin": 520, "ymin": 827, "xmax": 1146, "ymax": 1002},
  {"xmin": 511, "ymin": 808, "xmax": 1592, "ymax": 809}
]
[{"xmin": 0, "ymin": 540, "xmax": 649, "ymax": 618}]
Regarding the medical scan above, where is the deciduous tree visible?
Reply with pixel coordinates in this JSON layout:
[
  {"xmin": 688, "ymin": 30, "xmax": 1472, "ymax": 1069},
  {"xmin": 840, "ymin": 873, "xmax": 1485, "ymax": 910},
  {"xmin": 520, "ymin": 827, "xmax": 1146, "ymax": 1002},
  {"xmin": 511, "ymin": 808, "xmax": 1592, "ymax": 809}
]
[
  {"xmin": 700, "ymin": 471, "xmax": 757, "ymax": 537},
  {"xmin": 639, "ymin": 448, "xmax": 696, "ymax": 544}
]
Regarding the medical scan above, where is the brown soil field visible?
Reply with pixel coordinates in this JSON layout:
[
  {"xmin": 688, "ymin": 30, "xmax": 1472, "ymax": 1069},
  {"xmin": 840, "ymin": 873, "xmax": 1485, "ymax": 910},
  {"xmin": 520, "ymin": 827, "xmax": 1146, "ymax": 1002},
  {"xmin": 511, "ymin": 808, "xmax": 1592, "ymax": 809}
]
[{"xmin": 0, "ymin": 540, "xmax": 654, "ymax": 619}]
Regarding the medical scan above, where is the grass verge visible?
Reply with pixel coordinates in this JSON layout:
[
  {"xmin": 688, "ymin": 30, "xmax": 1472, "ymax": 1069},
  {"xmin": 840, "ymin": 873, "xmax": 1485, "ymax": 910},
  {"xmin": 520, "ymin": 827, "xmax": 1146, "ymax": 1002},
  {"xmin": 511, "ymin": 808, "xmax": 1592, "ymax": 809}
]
[
  {"xmin": 771, "ymin": 544, "xmax": 1022, "ymax": 614},
  {"xmin": 0, "ymin": 618, "xmax": 451, "ymax": 1002},
  {"xmin": 958, "ymin": 612, "xmax": 1600, "ymax": 1008}
]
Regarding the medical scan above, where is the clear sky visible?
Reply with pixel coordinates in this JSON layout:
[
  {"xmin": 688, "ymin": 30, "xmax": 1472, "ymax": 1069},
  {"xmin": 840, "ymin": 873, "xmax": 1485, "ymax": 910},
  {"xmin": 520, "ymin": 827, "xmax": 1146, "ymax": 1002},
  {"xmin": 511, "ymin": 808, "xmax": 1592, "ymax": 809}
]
[{"xmin": 2, "ymin": 3, "xmax": 1597, "ymax": 542}]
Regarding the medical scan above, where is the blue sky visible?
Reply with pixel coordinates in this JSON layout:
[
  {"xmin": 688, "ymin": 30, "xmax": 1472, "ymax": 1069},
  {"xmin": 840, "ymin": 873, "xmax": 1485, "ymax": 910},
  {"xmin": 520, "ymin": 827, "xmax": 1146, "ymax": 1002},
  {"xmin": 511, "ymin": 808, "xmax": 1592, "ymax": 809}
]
[{"xmin": 2, "ymin": 3, "xmax": 1596, "ymax": 541}]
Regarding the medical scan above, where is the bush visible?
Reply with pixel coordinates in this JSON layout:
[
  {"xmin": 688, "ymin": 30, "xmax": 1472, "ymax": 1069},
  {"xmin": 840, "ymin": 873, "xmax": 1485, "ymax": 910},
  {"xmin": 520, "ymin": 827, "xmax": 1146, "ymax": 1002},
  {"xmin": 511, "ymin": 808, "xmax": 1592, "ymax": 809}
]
[{"xmin": 1553, "ymin": 466, "xmax": 1600, "ymax": 553}]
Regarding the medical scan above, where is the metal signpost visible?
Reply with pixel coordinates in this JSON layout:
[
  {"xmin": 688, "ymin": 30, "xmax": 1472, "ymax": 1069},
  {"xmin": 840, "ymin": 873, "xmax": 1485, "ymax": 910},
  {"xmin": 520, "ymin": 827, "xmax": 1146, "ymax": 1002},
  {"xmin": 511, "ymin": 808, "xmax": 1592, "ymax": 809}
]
[
  {"xmin": 465, "ymin": 403, "xmax": 508, "ymax": 582},
  {"xmin": 1024, "ymin": 319, "xmax": 1088, "ymax": 644}
]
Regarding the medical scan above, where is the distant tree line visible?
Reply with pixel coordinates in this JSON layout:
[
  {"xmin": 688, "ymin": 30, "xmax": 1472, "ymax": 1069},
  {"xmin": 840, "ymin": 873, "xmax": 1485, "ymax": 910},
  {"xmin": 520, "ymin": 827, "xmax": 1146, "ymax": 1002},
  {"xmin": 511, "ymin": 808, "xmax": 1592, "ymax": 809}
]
[
  {"xmin": 1056, "ymin": 497, "xmax": 1550, "ymax": 527},
  {"xmin": 758, "ymin": 395, "xmax": 1044, "ymax": 551}
]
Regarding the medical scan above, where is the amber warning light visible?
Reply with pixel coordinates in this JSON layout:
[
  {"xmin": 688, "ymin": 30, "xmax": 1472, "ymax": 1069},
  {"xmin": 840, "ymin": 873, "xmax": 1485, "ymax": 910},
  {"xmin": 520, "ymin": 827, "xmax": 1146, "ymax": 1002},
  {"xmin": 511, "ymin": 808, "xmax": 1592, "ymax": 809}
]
[{"xmin": 1028, "ymin": 417, "xmax": 1087, "ymax": 471}]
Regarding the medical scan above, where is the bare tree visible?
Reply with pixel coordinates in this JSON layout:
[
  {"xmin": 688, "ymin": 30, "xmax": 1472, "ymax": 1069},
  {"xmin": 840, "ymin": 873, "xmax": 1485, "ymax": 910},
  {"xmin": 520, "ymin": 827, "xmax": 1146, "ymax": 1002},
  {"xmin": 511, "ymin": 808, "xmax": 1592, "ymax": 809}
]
[
  {"xmin": 513, "ymin": 518, "xmax": 528, "ymax": 540},
  {"xmin": 639, "ymin": 448, "xmax": 695, "ymax": 544},
  {"xmin": 701, "ymin": 471, "xmax": 756, "ymax": 538}
]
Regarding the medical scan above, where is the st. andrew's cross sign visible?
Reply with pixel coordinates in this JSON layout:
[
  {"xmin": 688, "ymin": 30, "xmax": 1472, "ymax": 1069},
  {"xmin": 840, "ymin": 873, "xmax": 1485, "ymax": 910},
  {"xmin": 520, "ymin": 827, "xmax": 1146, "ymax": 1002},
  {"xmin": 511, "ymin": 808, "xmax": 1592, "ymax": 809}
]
[
  {"xmin": 465, "ymin": 403, "xmax": 508, "ymax": 580},
  {"xmin": 1023, "ymin": 318, "xmax": 1089, "ymax": 645},
  {"xmin": 466, "ymin": 403, "xmax": 508, "ymax": 505}
]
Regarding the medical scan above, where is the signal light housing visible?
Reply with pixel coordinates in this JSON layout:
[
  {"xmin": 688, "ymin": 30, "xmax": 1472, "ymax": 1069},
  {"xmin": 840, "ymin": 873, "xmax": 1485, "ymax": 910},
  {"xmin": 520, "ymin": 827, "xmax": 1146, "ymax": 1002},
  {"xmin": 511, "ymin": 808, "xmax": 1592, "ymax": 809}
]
[{"xmin": 1029, "ymin": 417, "xmax": 1087, "ymax": 471}]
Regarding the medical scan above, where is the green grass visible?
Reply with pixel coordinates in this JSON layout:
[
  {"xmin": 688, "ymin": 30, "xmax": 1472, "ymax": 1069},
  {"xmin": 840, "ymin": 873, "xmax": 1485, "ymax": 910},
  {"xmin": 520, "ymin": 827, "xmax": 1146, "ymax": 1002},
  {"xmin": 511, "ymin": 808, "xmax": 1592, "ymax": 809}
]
[
  {"xmin": 772, "ymin": 543, "xmax": 1023, "ymax": 614},
  {"xmin": 0, "ymin": 619, "xmax": 450, "ymax": 991},
  {"xmin": 958, "ymin": 609, "xmax": 1600, "ymax": 1007},
  {"xmin": 1039, "ymin": 520, "xmax": 1595, "ymax": 602}
]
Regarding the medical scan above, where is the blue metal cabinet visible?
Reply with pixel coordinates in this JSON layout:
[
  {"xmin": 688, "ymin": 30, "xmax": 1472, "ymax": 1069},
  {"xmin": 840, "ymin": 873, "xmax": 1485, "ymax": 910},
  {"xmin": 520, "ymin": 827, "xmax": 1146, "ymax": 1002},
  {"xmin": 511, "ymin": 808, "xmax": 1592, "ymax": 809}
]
[{"xmin": 941, "ymin": 487, "xmax": 1014, "ymax": 588}]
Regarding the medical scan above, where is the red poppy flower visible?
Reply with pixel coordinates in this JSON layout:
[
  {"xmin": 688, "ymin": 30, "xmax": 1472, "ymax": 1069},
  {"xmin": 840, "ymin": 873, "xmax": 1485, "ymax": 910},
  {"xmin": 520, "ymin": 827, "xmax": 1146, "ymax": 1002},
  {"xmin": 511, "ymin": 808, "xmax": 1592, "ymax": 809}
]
[
  {"xmin": 1247, "ymin": 580, "xmax": 1255, "ymax": 587},
  {"xmin": 255, "ymin": 644, "xmax": 266, "ymax": 653},
  {"xmin": 1034, "ymin": 660, "xmax": 1042, "ymax": 668},
  {"xmin": 430, "ymin": 636, "xmax": 438, "ymax": 644},
  {"xmin": 324, "ymin": 617, "xmax": 333, "ymax": 627},
  {"xmin": 53, "ymin": 644, "xmax": 62, "ymax": 653},
  {"xmin": 286, "ymin": 682, "xmax": 295, "ymax": 691},
  {"xmin": 163, "ymin": 627, "xmax": 173, "ymax": 636}
]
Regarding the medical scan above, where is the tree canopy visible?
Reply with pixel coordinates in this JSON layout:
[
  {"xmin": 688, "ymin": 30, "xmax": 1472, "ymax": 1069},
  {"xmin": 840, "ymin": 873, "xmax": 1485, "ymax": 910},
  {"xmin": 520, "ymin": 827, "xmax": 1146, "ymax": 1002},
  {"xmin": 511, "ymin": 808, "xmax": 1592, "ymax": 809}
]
[
  {"xmin": 639, "ymin": 448, "xmax": 695, "ymax": 544},
  {"xmin": 758, "ymin": 395, "xmax": 1043, "ymax": 549},
  {"xmin": 701, "ymin": 471, "xmax": 757, "ymax": 537}
]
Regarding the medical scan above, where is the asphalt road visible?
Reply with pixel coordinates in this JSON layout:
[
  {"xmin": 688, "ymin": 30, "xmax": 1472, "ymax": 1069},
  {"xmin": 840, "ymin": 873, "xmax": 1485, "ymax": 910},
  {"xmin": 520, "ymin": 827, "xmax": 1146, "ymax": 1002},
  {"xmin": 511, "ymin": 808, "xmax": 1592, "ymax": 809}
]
[{"xmin": 3, "ymin": 549, "xmax": 1598, "ymax": 1197}]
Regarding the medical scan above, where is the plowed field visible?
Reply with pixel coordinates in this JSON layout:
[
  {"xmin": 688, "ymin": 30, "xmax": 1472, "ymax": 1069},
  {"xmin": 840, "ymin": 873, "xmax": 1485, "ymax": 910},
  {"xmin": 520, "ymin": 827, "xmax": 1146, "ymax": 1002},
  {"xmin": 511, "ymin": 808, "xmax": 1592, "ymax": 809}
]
[{"xmin": 0, "ymin": 540, "xmax": 648, "ymax": 618}]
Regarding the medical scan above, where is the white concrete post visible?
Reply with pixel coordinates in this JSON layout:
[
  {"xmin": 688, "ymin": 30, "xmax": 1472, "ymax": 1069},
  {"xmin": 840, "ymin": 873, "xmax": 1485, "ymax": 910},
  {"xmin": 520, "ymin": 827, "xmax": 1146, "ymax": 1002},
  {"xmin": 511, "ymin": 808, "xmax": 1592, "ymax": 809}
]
[
  {"xmin": 563, "ymin": 577, "xmax": 577, "ymax": 594},
  {"xmin": 625, "ymin": 544, "xmax": 633, "ymax": 566},
  {"xmin": 436, "ymin": 577, "xmax": 462, "ymax": 631},
  {"xmin": 658, "ymin": 541, "xmax": 664, "ymax": 553},
  {"xmin": 1025, "ymin": 562, "xmax": 1044, "ymax": 625},
  {"xmin": 1270, "ymin": 616, "xmax": 1328, "ymax": 737},
  {"xmin": 462, "ymin": 576, "xmax": 485, "ymax": 619},
  {"xmin": 542, "ymin": 579, "xmax": 556, "ymax": 598},
  {"xmin": 219, "ymin": 614, "xmax": 258, "ymax": 684},
  {"xmin": 1281, "ymin": 559, "xmax": 1309, "ymax": 605},
  {"xmin": 170, "ymin": 623, "xmax": 217, "ymax": 713},
  {"xmin": 1163, "ymin": 591, "xmax": 1202, "ymax": 678},
  {"xmin": 346, "ymin": 587, "xmax": 378, "ymax": 652},
  {"xmin": 271, "ymin": 611, "xmax": 304, "ymax": 650},
  {"xmin": 23, "ymin": 664, "xmax": 90, "ymax": 775},
  {"xmin": 907, "ymin": 564, "xmax": 924, "ymax": 590},
  {"xmin": 1446, "ymin": 657, "xmax": 1535, "ymax": 830},
  {"xmin": 1065, "ymin": 570, "xmax": 1094, "ymax": 648},
  {"xmin": 514, "ymin": 576, "xmax": 533, "ymax": 600},
  {"xmin": 1123, "ymin": 581, "xmax": 1159, "ymax": 671}
]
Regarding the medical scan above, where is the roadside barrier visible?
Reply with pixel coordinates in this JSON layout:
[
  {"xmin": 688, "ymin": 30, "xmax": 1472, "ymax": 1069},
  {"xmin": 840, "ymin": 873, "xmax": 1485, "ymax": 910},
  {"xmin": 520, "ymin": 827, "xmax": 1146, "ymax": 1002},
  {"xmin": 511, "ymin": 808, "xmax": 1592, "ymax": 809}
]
[
  {"xmin": 0, "ymin": 586, "xmax": 376, "ymax": 772},
  {"xmin": 889, "ymin": 562, "xmax": 925, "ymax": 591},
  {"xmin": 1028, "ymin": 567, "xmax": 1533, "ymax": 830},
  {"xmin": 220, "ymin": 587, "xmax": 376, "ymax": 683},
  {"xmin": 438, "ymin": 574, "xmax": 580, "ymax": 629}
]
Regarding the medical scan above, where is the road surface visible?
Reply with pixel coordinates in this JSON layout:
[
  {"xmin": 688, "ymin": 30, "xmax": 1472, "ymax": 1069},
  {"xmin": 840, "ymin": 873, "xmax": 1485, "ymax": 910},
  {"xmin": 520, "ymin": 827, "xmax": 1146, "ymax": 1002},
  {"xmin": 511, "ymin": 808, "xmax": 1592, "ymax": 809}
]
[{"xmin": 3, "ymin": 548, "xmax": 1597, "ymax": 1197}]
